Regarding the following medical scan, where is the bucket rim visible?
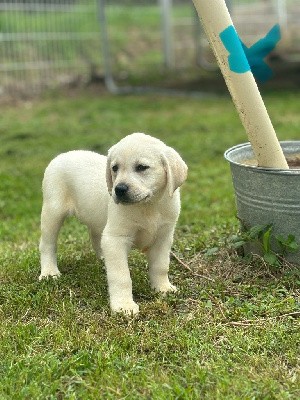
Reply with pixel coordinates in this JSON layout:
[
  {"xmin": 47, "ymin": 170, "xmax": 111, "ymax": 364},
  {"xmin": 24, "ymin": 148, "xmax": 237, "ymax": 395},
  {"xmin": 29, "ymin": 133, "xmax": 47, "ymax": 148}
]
[{"xmin": 224, "ymin": 141, "xmax": 300, "ymax": 174}]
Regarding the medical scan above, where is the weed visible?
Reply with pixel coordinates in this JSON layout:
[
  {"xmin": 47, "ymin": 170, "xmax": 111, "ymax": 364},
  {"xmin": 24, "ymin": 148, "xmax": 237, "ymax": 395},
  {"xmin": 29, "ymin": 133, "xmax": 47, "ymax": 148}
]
[{"xmin": 231, "ymin": 224, "xmax": 299, "ymax": 267}]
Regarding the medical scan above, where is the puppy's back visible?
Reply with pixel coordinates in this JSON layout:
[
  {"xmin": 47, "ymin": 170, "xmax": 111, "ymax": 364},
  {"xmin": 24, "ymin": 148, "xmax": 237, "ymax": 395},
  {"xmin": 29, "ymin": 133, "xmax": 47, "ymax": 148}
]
[{"xmin": 42, "ymin": 151, "xmax": 108, "ymax": 215}]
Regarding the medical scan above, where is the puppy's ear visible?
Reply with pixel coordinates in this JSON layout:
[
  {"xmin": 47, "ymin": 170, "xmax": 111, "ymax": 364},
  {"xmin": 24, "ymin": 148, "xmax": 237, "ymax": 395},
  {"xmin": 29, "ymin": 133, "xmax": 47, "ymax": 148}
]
[
  {"xmin": 161, "ymin": 147, "xmax": 188, "ymax": 197},
  {"xmin": 106, "ymin": 153, "xmax": 113, "ymax": 195}
]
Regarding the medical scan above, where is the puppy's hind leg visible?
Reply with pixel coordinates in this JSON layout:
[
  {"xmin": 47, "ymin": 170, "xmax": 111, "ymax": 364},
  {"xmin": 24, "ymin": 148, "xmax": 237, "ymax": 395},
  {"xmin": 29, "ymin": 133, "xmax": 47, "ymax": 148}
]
[
  {"xmin": 39, "ymin": 202, "xmax": 67, "ymax": 280},
  {"xmin": 90, "ymin": 228, "xmax": 103, "ymax": 259}
]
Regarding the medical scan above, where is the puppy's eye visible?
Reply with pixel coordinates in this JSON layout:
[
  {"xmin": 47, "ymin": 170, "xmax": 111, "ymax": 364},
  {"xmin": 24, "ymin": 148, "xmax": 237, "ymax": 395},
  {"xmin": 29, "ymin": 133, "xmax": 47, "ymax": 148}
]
[
  {"xmin": 136, "ymin": 164, "xmax": 150, "ymax": 172},
  {"xmin": 112, "ymin": 165, "xmax": 118, "ymax": 173}
]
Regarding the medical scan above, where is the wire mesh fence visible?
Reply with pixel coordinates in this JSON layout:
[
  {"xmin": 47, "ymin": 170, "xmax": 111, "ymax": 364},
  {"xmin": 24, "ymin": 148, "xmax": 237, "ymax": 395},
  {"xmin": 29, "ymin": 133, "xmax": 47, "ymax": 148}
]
[
  {"xmin": 0, "ymin": 0, "xmax": 299, "ymax": 98},
  {"xmin": 0, "ymin": 0, "xmax": 102, "ymax": 97},
  {"xmin": 100, "ymin": 0, "xmax": 199, "ymax": 92},
  {"xmin": 100, "ymin": 0, "xmax": 300, "ymax": 93}
]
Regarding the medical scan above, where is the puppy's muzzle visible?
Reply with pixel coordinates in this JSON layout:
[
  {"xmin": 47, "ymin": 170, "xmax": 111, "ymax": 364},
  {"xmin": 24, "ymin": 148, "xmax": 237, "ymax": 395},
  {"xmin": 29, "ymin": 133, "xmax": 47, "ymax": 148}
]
[{"xmin": 115, "ymin": 183, "xmax": 130, "ymax": 202}]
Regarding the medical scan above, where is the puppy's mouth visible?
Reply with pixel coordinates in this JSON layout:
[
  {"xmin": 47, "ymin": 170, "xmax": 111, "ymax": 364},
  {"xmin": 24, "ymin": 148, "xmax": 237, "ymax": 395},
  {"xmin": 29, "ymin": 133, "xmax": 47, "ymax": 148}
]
[{"xmin": 114, "ymin": 194, "xmax": 151, "ymax": 205}]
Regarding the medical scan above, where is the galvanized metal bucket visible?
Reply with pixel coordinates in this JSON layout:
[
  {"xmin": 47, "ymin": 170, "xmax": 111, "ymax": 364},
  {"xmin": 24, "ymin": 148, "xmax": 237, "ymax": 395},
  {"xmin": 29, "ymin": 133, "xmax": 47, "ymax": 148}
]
[{"xmin": 224, "ymin": 141, "xmax": 300, "ymax": 263}]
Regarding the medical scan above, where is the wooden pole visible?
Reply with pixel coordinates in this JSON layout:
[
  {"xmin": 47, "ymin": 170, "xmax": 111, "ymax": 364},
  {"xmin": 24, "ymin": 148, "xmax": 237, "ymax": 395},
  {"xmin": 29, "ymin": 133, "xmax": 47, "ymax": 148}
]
[{"xmin": 192, "ymin": 0, "xmax": 289, "ymax": 169}]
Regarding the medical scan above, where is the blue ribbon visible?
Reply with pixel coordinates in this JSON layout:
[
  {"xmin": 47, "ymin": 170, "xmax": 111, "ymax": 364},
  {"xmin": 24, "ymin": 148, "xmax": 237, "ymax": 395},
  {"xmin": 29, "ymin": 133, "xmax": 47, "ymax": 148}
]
[
  {"xmin": 219, "ymin": 24, "xmax": 281, "ymax": 82},
  {"xmin": 219, "ymin": 25, "xmax": 251, "ymax": 74}
]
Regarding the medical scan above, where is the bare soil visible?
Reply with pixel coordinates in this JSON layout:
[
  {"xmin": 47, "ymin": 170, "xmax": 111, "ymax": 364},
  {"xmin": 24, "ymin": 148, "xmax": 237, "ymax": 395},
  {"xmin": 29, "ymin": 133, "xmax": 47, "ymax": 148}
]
[{"xmin": 243, "ymin": 153, "xmax": 300, "ymax": 169}]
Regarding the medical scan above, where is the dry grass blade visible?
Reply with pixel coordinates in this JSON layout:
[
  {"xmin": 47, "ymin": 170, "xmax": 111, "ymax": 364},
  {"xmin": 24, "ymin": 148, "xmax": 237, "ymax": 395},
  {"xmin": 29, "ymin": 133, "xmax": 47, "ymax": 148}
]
[{"xmin": 171, "ymin": 250, "xmax": 215, "ymax": 281}]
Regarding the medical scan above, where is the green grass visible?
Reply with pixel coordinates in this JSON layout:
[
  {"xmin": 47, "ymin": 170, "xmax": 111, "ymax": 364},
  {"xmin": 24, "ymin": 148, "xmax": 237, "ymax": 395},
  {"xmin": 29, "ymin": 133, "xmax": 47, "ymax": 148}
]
[{"xmin": 0, "ymin": 90, "xmax": 300, "ymax": 398}]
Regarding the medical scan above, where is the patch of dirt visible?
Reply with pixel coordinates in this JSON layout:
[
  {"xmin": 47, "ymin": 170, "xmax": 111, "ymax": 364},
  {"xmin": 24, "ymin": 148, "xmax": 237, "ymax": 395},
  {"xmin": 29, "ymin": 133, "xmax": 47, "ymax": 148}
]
[{"xmin": 243, "ymin": 153, "xmax": 300, "ymax": 169}]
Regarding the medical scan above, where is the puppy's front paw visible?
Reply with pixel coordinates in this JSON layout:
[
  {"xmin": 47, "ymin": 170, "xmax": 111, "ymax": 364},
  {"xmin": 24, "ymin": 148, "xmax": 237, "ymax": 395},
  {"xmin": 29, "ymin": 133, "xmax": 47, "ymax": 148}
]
[
  {"xmin": 39, "ymin": 268, "xmax": 61, "ymax": 281},
  {"xmin": 153, "ymin": 282, "xmax": 177, "ymax": 295},
  {"xmin": 111, "ymin": 300, "xmax": 139, "ymax": 316}
]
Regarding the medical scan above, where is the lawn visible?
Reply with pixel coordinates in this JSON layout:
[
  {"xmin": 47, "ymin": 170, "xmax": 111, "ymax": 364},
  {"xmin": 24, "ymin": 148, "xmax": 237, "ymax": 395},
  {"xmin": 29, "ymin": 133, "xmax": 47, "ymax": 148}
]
[{"xmin": 0, "ymin": 89, "xmax": 299, "ymax": 398}]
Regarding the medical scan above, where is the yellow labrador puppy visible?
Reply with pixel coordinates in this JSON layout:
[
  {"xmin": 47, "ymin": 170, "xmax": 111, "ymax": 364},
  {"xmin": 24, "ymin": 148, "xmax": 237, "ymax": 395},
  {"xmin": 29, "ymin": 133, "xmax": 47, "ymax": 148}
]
[{"xmin": 39, "ymin": 133, "xmax": 188, "ymax": 315}]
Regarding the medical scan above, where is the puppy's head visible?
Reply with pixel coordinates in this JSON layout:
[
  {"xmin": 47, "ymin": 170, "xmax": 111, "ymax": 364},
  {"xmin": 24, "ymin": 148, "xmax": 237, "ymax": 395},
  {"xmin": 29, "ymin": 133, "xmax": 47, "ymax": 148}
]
[{"xmin": 106, "ymin": 133, "xmax": 187, "ymax": 204}]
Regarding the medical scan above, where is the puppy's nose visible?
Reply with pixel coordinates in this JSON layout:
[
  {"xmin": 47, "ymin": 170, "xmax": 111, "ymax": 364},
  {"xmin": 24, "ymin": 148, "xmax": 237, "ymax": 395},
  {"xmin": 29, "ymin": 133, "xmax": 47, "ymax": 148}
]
[{"xmin": 115, "ymin": 183, "xmax": 129, "ymax": 198}]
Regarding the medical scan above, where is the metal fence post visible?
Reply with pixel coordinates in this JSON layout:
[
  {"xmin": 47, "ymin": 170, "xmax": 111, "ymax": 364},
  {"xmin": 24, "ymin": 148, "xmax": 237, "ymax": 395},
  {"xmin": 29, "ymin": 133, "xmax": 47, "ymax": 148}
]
[
  {"xmin": 276, "ymin": 0, "xmax": 288, "ymax": 31},
  {"xmin": 160, "ymin": 0, "xmax": 174, "ymax": 68}
]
